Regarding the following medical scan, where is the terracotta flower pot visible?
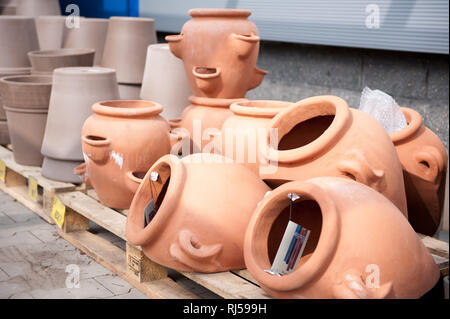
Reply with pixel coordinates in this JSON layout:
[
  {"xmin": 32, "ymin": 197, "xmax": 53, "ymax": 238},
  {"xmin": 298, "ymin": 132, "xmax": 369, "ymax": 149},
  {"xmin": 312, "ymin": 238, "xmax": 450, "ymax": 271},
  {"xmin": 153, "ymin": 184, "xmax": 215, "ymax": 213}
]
[
  {"xmin": 118, "ymin": 83, "xmax": 141, "ymax": 100},
  {"xmin": 0, "ymin": 74, "xmax": 52, "ymax": 109},
  {"xmin": 166, "ymin": 8, "xmax": 267, "ymax": 99},
  {"xmin": 15, "ymin": 0, "xmax": 60, "ymax": 17},
  {"xmin": 126, "ymin": 153, "xmax": 270, "ymax": 272},
  {"xmin": 140, "ymin": 43, "xmax": 192, "ymax": 120},
  {"xmin": 244, "ymin": 177, "xmax": 440, "ymax": 299},
  {"xmin": 3, "ymin": 106, "xmax": 47, "ymax": 165},
  {"xmin": 40, "ymin": 67, "xmax": 119, "ymax": 183},
  {"xmin": 80, "ymin": 100, "xmax": 172, "ymax": 209},
  {"xmin": 63, "ymin": 18, "xmax": 109, "ymax": 66},
  {"xmin": 35, "ymin": 16, "xmax": 67, "ymax": 50},
  {"xmin": 28, "ymin": 48, "xmax": 95, "ymax": 76},
  {"xmin": 102, "ymin": 17, "xmax": 157, "ymax": 84},
  {"xmin": 218, "ymin": 100, "xmax": 292, "ymax": 174},
  {"xmin": 261, "ymin": 95, "xmax": 408, "ymax": 216},
  {"xmin": 0, "ymin": 16, "xmax": 39, "ymax": 68},
  {"xmin": 390, "ymin": 107, "xmax": 448, "ymax": 236}
]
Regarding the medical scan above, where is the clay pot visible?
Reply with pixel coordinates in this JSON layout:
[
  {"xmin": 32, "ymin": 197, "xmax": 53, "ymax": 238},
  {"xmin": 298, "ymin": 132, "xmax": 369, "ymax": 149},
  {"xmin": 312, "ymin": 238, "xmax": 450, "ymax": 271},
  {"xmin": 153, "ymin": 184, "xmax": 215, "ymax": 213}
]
[
  {"xmin": 0, "ymin": 67, "xmax": 31, "ymax": 120},
  {"xmin": 261, "ymin": 95, "xmax": 408, "ymax": 216},
  {"xmin": 28, "ymin": 48, "xmax": 95, "ymax": 76},
  {"xmin": 244, "ymin": 177, "xmax": 440, "ymax": 299},
  {"xmin": 118, "ymin": 84, "xmax": 141, "ymax": 100},
  {"xmin": 0, "ymin": 120, "xmax": 9, "ymax": 144},
  {"xmin": 35, "ymin": 16, "xmax": 67, "ymax": 50},
  {"xmin": 140, "ymin": 44, "xmax": 192, "ymax": 120},
  {"xmin": 0, "ymin": 16, "xmax": 39, "ymax": 68},
  {"xmin": 102, "ymin": 17, "xmax": 157, "ymax": 84},
  {"xmin": 40, "ymin": 67, "xmax": 119, "ymax": 183},
  {"xmin": 218, "ymin": 100, "xmax": 292, "ymax": 174},
  {"xmin": 0, "ymin": 74, "xmax": 52, "ymax": 109},
  {"xmin": 390, "ymin": 107, "xmax": 448, "ymax": 236},
  {"xmin": 126, "ymin": 153, "xmax": 270, "ymax": 272},
  {"xmin": 166, "ymin": 8, "xmax": 267, "ymax": 99},
  {"xmin": 81, "ymin": 100, "xmax": 172, "ymax": 209},
  {"xmin": 63, "ymin": 18, "xmax": 109, "ymax": 66},
  {"xmin": 173, "ymin": 96, "xmax": 245, "ymax": 153},
  {"xmin": 15, "ymin": 0, "xmax": 60, "ymax": 16}
]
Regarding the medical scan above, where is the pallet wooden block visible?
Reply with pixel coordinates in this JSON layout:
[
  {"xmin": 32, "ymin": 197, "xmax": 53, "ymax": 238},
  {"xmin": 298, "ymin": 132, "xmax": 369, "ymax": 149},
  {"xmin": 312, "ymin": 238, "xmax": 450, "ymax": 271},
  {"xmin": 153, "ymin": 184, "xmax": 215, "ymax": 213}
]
[{"xmin": 0, "ymin": 145, "xmax": 83, "ymax": 224}]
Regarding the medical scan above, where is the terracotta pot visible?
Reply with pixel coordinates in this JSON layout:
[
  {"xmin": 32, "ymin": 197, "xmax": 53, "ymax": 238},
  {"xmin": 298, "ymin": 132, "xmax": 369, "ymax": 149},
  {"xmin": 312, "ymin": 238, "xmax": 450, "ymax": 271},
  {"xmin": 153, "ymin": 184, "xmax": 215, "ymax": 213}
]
[
  {"xmin": 0, "ymin": 120, "xmax": 9, "ymax": 144},
  {"xmin": 118, "ymin": 83, "xmax": 141, "ymax": 100},
  {"xmin": 126, "ymin": 153, "xmax": 270, "ymax": 272},
  {"xmin": 218, "ymin": 100, "xmax": 292, "ymax": 174},
  {"xmin": 28, "ymin": 48, "xmax": 95, "ymax": 76},
  {"xmin": 261, "ymin": 95, "xmax": 408, "ymax": 216},
  {"xmin": 40, "ymin": 67, "xmax": 119, "ymax": 183},
  {"xmin": 0, "ymin": 74, "xmax": 52, "ymax": 109},
  {"xmin": 102, "ymin": 17, "xmax": 156, "ymax": 84},
  {"xmin": 63, "ymin": 18, "xmax": 109, "ymax": 66},
  {"xmin": 173, "ymin": 96, "xmax": 245, "ymax": 153},
  {"xmin": 245, "ymin": 177, "xmax": 440, "ymax": 299},
  {"xmin": 81, "ymin": 100, "xmax": 172, "ymax": 209},
  {"xmin": 166, "ymin": 8, "xmax": 267, "ymax": 99},
  {"xmin": 35, "ymin": 16, "xmax": 67, "ymax": 50},
  {"xmin": 15, "ymin": 0, "xmax": 60, "ymax": 16},
  {"xmin": 4, "ymin": 106, "xmax": 47, "ymax": 165},
  {"xmin": 0, "ymin": 16, "xmax": 39, "ymax": 68},
  {"xmin": 140, "ymin": 43, "xmax": 192, "ymax": 120},
  {"xmin": 390, "ymin": 107, "xmax": 448, "ymax": 236},
  {"xmin": 0, "ymin": 67, "xmax": 31, "ymax": 120}
]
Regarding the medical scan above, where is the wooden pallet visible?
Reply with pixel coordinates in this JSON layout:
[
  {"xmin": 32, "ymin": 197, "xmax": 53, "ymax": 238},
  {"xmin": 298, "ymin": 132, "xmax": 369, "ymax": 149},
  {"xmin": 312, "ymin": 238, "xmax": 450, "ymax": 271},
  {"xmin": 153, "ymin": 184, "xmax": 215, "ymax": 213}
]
[
  {"xmin": 0, "ymin": 145, "xmax": 83, "ymax": 224},
  {"xmin": 56, "ymin": 190, "xmax": 271, "ymax": 299}
]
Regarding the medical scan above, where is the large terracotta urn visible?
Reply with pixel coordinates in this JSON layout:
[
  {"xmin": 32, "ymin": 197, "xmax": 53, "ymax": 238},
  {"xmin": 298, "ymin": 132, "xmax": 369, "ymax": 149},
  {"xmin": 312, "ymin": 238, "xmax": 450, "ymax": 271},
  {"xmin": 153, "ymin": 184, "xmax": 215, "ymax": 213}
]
[
  {"xmin": 40, "ymin": 67, "xmax": 119, "ymax": 182},
  {"xmin": 81, "ymin": 100, "xmax": 172, "ymax": 209},
  {"xmin": 166, "ymin": 8, "xmax": 267, "ymax": 99},
  {"xmin": 261, "ymin": 95, "xmax": 408, "ymax": 216},
  {"xmin": 0, "ymin": 75, "xmax": 52, "ymax": 165},
  {"xmin": 391, "ymin": 107, "xmax": 448, "ymax": 236},
  {"xmin": 126, "ymin": 153, "xmax": 270, "ymax": 273},
  {"xmin": 35, "ymin": 16, "xmax": 67, "ymax": 50},
  {"xmin": 244, "ymin": 177, "xmax": 440, "ymax": 299}
]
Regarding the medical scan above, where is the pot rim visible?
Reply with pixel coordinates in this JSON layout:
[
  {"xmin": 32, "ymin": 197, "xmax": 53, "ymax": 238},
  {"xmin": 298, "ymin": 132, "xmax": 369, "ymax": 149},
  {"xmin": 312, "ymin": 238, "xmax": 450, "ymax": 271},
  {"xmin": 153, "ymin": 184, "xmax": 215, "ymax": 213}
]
[
  {"xmin": 0, "ymin": 74, "xmax": 52, "ymax": 86},
  {"xmin": 92, "ymin": 100, "xmax": 163, "ymax": 118},
  {"xmin": 244, "ymin": 180, "xmax": 340, "ymax": 292},
  {"xmin": 264, "ymin": 95, "xmax": 351, "ymax": 163},
  {"xmin": 53, "ymin": 66, "xmax": 116, "ymax": 76},
  {"xmin": 3, "ymin": 106, "xmax": 48, "ymax": 113},
  {"xmin": 189, "ymin": 96, "xmax": 247, "ymax": 108},
  {"xmin": 230, "ymin": 100, "xmax": 292, "ymax": 118},
  {"xmin": 389, "ymin": 107, "xmax": 422, "ymax": 144},
  {"xmin": 0, "ymin": 67, "xmax": 31, "ymax": 75},
  {"xmin": 189, "ymin": 8, "xmax": 251, "ymax": 18},
  {"xmin": 36, "ymin": 15, "xmax": 68, "ymax": 20},
  {"xmin": 147, "ymin": 43, "xmax": 169, "ymax": 51},
  {"xmin": 126, "ymin": 154, "xmax": 185, "ymax": 246},
  {"xmin": 109, "ymin": 16, "xmax": 155, "ymax": 23},
  {"xmin": 28, "ymin": 48, "xmax": 96, "ymax": 57}
]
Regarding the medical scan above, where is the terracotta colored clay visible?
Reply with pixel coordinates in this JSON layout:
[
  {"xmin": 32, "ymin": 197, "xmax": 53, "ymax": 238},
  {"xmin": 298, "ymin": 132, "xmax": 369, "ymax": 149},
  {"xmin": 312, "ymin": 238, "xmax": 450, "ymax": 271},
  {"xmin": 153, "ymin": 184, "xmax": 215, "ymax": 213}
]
[
  {"xmin": 166, "ymin": 8, "xmax": 267, "ymax": 99},
  {"xmin": 118, "ymin": 84, "xmax": 141, "ymax": 100},
  {"xmin": 140, "ymin": 43, "xmax": 192, "ymax": 120},
  {"xmin": 81, "ymin": 100, "xmax": 172, "ymax": 209},
  {"xmin": 102, "ymin": 17, "xmax": 157, "ymax": 84},
  {"xmin": 244, "ymin": 177, "xmax": 440, "ymax": 299},
  {"xmin": 15, "ymin": 0, "xmax": 60, "ymax": 16},
  {"xmin": 218, "ymin": 100, "xmax": 292, "ymax": 174},
  {"xmin": 0, "ymin": 74, "xmax": 52, "ymax": 109},
  {"xmin": 28, "ymin": 48, "xmax": 95, "ymax": 76},
  {"xmin": 261, "ymin": 95, "xmax": 408, "ymax": 216},
  {"xmin": 63, "ymin": 18, "xmax": 109, "ymax": 66},
  {"xmin": 40, "ymin": 67, "xmax": 119, "ymax": 183},
  {"xmin": 35, "ymin": 16, "xmax": 67, "ymax": 50},
  {"xmin": 0, "ymin": 16, "xmax": 39, "ymax": 68},
  {"xmin": 126, "ymin": 153, "xmax": 270, "ymax": 272},
  {"xmin": 390, "ymin": 107, "xmax": 448, "ymax": 235}
]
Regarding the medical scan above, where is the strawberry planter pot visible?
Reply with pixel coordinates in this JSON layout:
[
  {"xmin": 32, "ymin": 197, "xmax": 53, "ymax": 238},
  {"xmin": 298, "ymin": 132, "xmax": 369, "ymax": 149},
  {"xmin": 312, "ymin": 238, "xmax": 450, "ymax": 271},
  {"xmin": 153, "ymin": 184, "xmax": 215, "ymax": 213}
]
[
  {"xmin": 140, "ymin": 44, "xmax": 192, "ymax": 120},
  {"xmin": 261, "ymin": 95, "xmax": 408, "ymax": 216},
  {"xmin": 126, "ymin": 153, "xmax": 270, "ymax": 273},
  {"xmin": 40, "ymin": 67, "xmax": 119, "ymax": 183},
  {"xmin": 391, "ymin": 107, "xmax": 448, "ymax": 236},
  {"xmin": 80, "ymin": 100, "xmax": 172, "ymax": 209},
  {"xmin": 244, "ymin": 177, "xmax": 440, "ymax": 299}
]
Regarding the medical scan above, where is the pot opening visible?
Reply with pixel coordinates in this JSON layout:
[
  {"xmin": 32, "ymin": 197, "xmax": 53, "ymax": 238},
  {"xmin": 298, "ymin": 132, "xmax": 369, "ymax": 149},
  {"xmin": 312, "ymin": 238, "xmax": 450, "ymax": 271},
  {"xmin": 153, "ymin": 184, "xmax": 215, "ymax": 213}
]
[
  {"xmin": 195, "ymin": 67, "xmax": 218, "ymax": 75},
  {"xmin": 132, "ymin": 171, "xmax": 147, "ymax": 180},
  {"xmin": 267, "ymin": 199, "xmax": 323, "ymax": 270},
  {"xmin": 143, "ymin": 165, "xmax": 171, "ymax": 228},
  {"xmin": 278, "ymin": 115, "xmax": 335, "ymax": 151},
  {"xmin": 85, "ymin": 135, "xmax": 107, "ymax": 141},
  {"xmin": 99, "ymin": 100, "xmax": 156, "ymax": 109}
]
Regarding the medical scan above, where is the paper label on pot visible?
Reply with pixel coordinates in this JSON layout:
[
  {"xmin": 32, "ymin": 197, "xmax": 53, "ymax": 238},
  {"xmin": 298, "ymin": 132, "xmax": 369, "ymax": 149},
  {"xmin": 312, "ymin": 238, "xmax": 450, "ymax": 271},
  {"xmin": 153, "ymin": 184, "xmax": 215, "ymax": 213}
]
[
  {"xmin": 266, "ymin": 220, "xmax": 310, "ymax": 276},
  {"xmin": 51, "ymin": 196, "xmax": 66, "ymax": 228},
  {"xmin": 28, "ymin": 177, "xmax": 38, "ymax": 202},
  {"xmin": 0, "ymin": 160, "xmax": 5, "ymax": 182}
]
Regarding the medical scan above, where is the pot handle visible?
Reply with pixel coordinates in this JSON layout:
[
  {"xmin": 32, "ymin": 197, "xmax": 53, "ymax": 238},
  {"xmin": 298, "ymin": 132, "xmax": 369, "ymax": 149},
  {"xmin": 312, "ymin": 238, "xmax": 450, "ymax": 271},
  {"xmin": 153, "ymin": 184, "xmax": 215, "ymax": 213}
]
[
  {"xmin": 124, "ymin": 171, "xmax": 144, "ymax": 194},
  {"xmin": 231, "ymin": 33, "xmax": 260, "ymax": 58},
  {"xmin": 177, "ymin": 229, "xmax": 222, "ymax": 261},
  {"xmin": 82, "ymin": 135, "xmax": 111, "ymax": 164},
  {"xmin": 414, "ymin": 150, "xmax": 441, "ymax": 183},
  {"xmin": 165, "ymin": 34, "xmax": 184, "ymax": 59}
]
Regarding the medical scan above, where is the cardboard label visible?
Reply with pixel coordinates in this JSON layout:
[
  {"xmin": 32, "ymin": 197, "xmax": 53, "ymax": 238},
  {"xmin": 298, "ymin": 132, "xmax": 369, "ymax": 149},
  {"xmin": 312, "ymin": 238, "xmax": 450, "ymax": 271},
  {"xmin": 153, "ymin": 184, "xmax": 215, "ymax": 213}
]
[
  {"xmin": 51, "ymin": 196, "xmax": 66, "ymax": 228},
  {"xmin": 0, "ymin": 160, "xmax": 5, "ymax": 182},
  {"xmin": 28, "ymin": 177, "xmax": 38, "ymax": 201}
]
